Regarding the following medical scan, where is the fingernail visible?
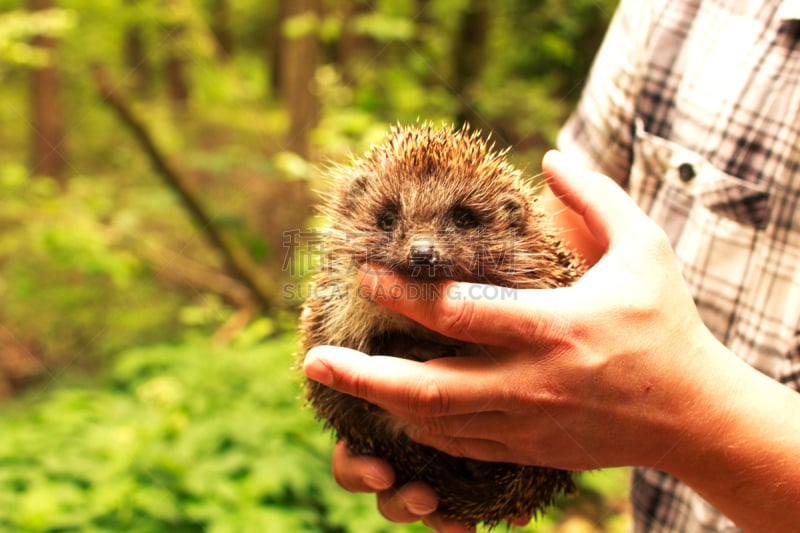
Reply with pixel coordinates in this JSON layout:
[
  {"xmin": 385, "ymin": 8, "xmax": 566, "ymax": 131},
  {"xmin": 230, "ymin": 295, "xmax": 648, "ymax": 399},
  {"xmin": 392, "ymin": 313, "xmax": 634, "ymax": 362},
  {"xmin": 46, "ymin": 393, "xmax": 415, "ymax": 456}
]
[
  {"xmin": 542, "ymin": 149, "xmax": 570, "ymax": 174},
  {"xmin": 362, "ymin": 473, "xmax": 392, "ymax": 491},
  {"xmin": 303, "ymin": 349, "xmax": 334, "ymax": 386},
  {"xmin": 406, "ymin": 500, "xmax": 437, "ymax": 516}
]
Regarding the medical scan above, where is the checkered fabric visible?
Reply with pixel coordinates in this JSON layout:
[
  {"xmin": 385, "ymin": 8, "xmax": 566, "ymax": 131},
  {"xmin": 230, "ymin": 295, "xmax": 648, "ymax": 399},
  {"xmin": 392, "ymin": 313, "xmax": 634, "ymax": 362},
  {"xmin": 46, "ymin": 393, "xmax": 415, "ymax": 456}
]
[{"xmin": 557, "ymin": 0, "xmax": 800, "ymax": 531}]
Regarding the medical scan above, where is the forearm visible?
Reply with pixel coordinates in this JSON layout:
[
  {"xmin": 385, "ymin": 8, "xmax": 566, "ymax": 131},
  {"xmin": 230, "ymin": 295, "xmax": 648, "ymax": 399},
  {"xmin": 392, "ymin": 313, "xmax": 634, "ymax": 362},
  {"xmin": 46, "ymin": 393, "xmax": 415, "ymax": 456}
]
[{"xmin": 659, "ymin": 336, "xmax": 800, "ymax": 533}]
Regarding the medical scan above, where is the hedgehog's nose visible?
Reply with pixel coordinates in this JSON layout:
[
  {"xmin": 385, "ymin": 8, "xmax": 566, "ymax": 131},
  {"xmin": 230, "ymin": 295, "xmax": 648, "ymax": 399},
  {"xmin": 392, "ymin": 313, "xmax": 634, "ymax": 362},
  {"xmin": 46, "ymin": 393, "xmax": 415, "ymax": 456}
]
[{"xmin": 408, "ymin": 237, "xmax": 439, "ymax": 266}]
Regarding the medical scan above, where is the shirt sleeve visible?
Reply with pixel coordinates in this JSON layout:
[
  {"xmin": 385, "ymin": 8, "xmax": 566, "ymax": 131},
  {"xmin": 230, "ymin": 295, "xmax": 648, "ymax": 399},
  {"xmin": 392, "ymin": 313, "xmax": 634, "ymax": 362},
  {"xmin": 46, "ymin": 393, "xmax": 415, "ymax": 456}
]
[{"xmin": 557, "ymin": 0, "xmax": 659, "ymax": 187}]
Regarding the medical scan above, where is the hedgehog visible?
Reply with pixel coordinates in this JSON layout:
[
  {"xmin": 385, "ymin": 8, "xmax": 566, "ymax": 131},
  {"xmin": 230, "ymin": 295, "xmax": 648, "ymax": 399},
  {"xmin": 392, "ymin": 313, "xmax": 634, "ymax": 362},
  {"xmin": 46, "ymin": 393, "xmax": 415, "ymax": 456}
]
[{"xmin": 299, "ymin": 124, "xmax": 586, "ymax": 528}]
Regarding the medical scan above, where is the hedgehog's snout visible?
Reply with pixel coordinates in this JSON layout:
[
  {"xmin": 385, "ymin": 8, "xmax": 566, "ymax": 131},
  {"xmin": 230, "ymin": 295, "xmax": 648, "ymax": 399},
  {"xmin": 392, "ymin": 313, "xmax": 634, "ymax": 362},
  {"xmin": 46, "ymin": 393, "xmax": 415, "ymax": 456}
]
[{"xmin": 407, "ymin": 236, "xmax": 439, "ymax": 267}]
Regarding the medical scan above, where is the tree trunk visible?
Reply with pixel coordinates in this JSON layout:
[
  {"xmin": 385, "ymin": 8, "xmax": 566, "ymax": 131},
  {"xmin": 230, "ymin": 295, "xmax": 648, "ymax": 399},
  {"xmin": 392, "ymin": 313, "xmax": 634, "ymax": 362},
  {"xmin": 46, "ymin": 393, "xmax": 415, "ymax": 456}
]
[
  {"xmin": 414, "ymin": 0, "xmax": 432, "ymax": 42},
  {"xmin": 337, "ymin": 0, "xmax": 374, "ymax": 86},
  {"xmin": 124, "ymin": 0, "xmax": 152, "ymax": 97},
  {"xmin": 211, "ymin": 0, "xmax": 234, "ymax": 61},
  {"xmin": 452, "ymin": 0, "xmax": 489, "ymax": 130},
  {"xmin": 28, "ymin": 0, "xmax": 67, "ymax": 186},
  {"xmin": 266, "ymin": 0, "xmax": 285, "ymax": 99},
  {"xmin": 91, "ymin": 66, "xmax": 279, "ymax": 314},
  {"xmin": 279, "ymin": 0, "xmax": 320, "ymax": 158},
  {"xmin": 164, "ymin": 50, "xmax": 189, "ymax": 110},
  {"xmin": 411, "ymin": 0, "xmax": 437, "ymax": 88},
  {"xmin": 163, "ymin": 0, "xmax": 190, "ymax": 111}
]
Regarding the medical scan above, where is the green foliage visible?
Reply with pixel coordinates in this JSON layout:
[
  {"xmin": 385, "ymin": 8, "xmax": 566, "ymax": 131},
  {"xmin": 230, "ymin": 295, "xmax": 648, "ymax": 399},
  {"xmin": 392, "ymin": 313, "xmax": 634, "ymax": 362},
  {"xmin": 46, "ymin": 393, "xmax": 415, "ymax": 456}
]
[
  {"xmin": 0, "ymin": 334, "xmax": 431, "ymax": 532},
  {"xmin": 312, "ymin": 0, "xmax": 619, "ymax": 154},
  {"xmin": 0, "ymin": 0, "xmax": 628, "ymax": 530},
  {"xmin": 490, "ymin": 0, "xmax": 619, "ymax": 86},
  {"xmin": 0, "ymin": 8, "xmax": 76, "ymax": 68},
  {"xmin": 0, "ymin": 162, "xmax": 216, "ymax": 364},
  {"xmin": 516, "ymin": 469, "xmax": 631, "ymax": 533},
  {"xmin": 351, "ymin": 11, "xmax": 415, "ymax": 42},
  {"xmin": 0, "ymin": 333, "xmax": 628, "ymax": 532},
  {"xmin": 470, "ymin": 0, "xmax": 619, "ymax": 145}
]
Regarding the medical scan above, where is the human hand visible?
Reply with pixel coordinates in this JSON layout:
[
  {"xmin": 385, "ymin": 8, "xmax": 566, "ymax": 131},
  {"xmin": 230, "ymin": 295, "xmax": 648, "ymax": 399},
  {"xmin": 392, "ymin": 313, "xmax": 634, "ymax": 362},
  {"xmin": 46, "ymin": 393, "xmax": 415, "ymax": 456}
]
[
  {"xmin": 307, "ymin": 150, "xmax": 800, "ymax": 533},
  {"xmin": 305, "ymin": 149, "xmax": 732, "ymax": 472},
  {"xmin": 330, "ymin": 441, "xmax": 481, "ymax": 533}
]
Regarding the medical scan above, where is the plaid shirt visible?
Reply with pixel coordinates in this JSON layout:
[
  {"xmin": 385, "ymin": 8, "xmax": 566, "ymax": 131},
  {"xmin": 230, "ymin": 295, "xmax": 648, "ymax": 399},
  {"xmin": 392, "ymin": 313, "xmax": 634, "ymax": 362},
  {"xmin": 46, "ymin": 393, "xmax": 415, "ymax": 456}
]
[{"xmin": 558, "ymin": 0, "xmax": 800, "ymax": 531}]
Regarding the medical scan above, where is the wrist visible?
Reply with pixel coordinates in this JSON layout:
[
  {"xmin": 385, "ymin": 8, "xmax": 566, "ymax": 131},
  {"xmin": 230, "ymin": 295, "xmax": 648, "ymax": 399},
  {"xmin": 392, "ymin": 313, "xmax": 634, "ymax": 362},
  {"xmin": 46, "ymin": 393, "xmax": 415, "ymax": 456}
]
[
  {"xmin": 652, "ymin": 334, "xmax": 800, "ymax": 532},
  {"xmin": 654, "ymin": 331, "xmax": 747, "ymax": 473}
]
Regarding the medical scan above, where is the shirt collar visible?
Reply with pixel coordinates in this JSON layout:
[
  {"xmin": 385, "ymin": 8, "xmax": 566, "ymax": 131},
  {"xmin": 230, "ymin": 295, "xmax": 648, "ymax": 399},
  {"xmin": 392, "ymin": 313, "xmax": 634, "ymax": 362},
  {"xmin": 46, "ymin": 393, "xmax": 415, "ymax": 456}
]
[{"xmin": 778, "ymin": 0, "xmax": 800, "ymax": 20}]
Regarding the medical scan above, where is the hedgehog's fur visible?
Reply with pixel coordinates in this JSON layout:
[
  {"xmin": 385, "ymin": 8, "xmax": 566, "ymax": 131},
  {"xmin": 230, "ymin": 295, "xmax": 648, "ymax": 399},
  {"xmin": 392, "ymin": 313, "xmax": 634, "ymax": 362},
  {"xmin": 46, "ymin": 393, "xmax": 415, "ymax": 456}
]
[{"xmin": 299, "ymin": 124, "xmax": 586, "ymax": 528}]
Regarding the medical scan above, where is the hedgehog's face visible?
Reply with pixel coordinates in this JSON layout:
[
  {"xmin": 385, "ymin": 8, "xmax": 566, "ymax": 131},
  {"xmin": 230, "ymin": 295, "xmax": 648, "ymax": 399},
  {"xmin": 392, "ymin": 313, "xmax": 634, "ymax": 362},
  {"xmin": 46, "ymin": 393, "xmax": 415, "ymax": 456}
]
[{"xmin": 329, "ymin": 159, "xmax": 531, "ymax": 283}]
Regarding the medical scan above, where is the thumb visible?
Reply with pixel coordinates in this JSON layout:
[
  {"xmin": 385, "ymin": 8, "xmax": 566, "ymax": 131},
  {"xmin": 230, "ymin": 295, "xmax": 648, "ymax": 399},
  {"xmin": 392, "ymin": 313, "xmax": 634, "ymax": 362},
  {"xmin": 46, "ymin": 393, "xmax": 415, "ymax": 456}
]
[{"xmin": 542, "ymin": 150, "xmax": 650, "ymax": 251}]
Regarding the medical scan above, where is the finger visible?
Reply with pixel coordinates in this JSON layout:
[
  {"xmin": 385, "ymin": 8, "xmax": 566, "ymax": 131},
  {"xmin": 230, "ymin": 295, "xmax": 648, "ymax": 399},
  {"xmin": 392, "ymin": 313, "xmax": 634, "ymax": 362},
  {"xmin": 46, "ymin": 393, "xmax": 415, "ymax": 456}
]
[
  {"xmin": 402, "ymin": 429, "xmax": 512, "ymax": 464},
  {"xmin": 405, "ymin": 410, "xmax": 516, "ymax": 443},
  {"xmin": 510, "ymin": 515, "xmax": 532, "ymax": 528},
  {"xmin": 407, "ymin": 420, "xmax": 602, "ymax": 472},
  {"xmin": 376, "ymin": 481, "xmax": 438, "ymax": 523},
  {"xmin": 304, "ymin": 346, "xmax": 501, "ymax": 416},
  {"xmin": 331, "ymin": 440, "xmax": 394, "ymax": 492},
  {"xmin": 358, "ymin": 265, "xmax": 577, "ymax": 348},
  {"xmin": 377, "ymin": 483, "xmax": 475, "ymax": 533},
  {"xmin": 542, "ymin": 149, "xmax": 655, "ymax": 250}
]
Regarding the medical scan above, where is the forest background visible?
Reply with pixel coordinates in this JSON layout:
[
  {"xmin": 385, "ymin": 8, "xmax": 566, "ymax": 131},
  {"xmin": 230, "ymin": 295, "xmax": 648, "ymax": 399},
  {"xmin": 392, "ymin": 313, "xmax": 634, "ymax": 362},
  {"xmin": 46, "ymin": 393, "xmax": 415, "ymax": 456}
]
[{"xmin": 0, "ymin": 0, "xmax": 626, "ymax": 531}]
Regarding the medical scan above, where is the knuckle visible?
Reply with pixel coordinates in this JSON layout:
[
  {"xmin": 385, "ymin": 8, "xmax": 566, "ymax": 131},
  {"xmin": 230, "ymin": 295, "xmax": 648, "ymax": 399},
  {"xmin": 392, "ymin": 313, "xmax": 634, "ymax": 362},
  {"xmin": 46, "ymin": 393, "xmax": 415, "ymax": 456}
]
[
  {"xmin": 376, "ymin": 493, "xmax": 398, "ymax": 521},
  {"xmin": 406, "ymin": 374, "xmax": 450, "ymax": 416},
  {"xmin": 436, "ymin": 291, "xmax": 476, "ymax": 337},
  {"xmin": 343, "ymin": 367, "xmax": 373, "ymax": 402},
  {"xmin": 412, "ymin": 414, "xmax": 446, "ymax": 437},
  {"xmin": 376, "ymin": 491, "xmax": 411, "ymax": 523},
  {"xmin": 637, "ymin": 218, "xmax": 672, "ymax": 257},
  {"xmin": 330, "ymin": 444, "xmax": 347, "ymax": 485},
  {"xmin": 331, "ymin": 464, "xmax": 350, "ymax": 489},
  {"xmin": 330, "ymin": 441, "xmax": 364, "ymax": 491}
]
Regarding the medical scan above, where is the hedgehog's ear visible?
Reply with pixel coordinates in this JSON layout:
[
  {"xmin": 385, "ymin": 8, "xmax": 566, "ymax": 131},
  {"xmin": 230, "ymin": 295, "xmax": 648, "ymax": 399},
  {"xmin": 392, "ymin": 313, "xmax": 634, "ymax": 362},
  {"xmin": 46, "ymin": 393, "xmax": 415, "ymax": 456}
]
[
  {"xmin": 498, "ymin": 194, "xmax": 526, "ymax": 230},
  {"xmin": 342, "ymin": 174, "xmax": 368, "ymax": 209}
]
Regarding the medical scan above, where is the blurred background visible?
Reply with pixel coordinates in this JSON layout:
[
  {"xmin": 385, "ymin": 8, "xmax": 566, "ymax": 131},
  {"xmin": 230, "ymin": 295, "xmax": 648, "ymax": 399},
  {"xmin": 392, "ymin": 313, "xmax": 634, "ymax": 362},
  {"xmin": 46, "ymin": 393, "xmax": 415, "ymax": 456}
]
[{"xmin": 0, "ymin": 0, "xmax": 628, "ymax": 531}]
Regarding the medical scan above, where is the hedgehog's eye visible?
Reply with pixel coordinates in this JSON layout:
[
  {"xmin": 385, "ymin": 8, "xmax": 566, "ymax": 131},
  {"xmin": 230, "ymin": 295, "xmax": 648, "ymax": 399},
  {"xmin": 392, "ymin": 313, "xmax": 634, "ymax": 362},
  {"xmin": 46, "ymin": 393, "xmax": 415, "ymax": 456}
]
[
  {"xmin": 377, "ymin": 206, "xmax": 399, "ymax": 231},
  {"xmin": 452, "ymin": 206, "xmax": 480, "ymax": 229}
]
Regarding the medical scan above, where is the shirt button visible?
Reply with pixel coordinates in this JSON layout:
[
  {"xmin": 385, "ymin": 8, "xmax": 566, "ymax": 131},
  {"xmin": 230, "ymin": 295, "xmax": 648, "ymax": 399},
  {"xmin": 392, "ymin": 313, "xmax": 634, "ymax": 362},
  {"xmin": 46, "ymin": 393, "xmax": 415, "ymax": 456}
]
[{"xmin": 678, "ymin": 162, "xmax": 696, "ymax": 182}]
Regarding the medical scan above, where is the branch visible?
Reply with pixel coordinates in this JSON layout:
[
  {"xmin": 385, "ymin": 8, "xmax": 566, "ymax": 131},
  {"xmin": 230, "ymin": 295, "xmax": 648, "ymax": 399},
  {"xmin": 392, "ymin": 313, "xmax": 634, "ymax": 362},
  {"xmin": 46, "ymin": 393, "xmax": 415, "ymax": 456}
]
[
  {"xmin": 135, "ymin": 240, "xmax": 254, "ymax": 308},
  {"xmin": 90, "ymin": 64, "xmax": 278, "ymax": 314}
]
